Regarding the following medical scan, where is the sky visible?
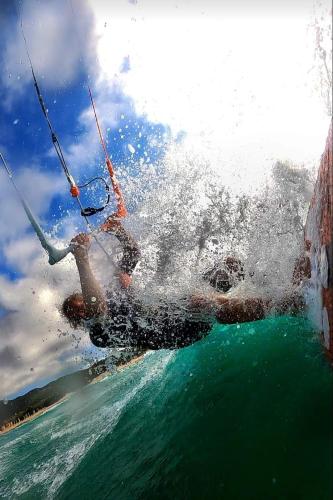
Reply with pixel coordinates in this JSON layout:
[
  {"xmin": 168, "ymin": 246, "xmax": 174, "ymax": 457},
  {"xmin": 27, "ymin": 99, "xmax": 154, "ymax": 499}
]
[{"xmin": 0, "ymin": 0, "xmax": 331, "ymax": 399}]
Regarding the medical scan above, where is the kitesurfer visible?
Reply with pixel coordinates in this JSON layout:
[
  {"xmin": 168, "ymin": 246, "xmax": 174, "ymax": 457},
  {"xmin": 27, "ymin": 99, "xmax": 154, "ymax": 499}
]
[{"xmin": 61, "ymin": 216, "xmax": 304, "ymax": 350}]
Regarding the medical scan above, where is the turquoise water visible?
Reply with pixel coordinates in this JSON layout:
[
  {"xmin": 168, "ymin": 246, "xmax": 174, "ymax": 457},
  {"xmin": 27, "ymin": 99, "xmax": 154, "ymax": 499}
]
[{"xmin": 0, "ymin": 317, "xmax": 332, "ymax": 499}]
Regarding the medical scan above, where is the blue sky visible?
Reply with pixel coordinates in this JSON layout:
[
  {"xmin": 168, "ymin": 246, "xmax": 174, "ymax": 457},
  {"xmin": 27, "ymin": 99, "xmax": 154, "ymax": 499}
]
[{"xmin": 0, "ymin": 0, "xmax": 331, "ymax": 399}]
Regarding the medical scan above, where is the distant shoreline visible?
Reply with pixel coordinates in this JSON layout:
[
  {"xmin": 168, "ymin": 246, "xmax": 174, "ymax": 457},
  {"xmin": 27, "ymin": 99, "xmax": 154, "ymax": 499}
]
[
  {"xmin": 0, "ymin": 353, "xmax": 145, "ymax": 437},
  {"xmin": 0, "ymin": 395, "xmax": 69, "ymax": 436}
]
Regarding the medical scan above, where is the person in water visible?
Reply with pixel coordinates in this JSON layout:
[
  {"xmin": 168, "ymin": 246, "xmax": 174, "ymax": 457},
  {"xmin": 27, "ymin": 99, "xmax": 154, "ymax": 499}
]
[{"xmin": 62, "ymin": 216, "xmax": 304, "ymax": 350}]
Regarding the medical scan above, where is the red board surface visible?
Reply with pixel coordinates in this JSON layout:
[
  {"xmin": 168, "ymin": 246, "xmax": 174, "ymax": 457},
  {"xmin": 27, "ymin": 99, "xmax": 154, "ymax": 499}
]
[{"xmin": 305, "ymin": 122, "xmax": 333, "ymax": 355}]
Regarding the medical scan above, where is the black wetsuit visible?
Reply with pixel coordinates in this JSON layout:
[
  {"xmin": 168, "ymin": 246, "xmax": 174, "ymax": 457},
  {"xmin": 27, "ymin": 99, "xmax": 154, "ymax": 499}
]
[
  {"xmin": 88, "ymin": 291, "xmax": 212, "ymax": 350},
  {"xmin": 87, "ymin": 223, "xmax": 212, "ymax": 350}
]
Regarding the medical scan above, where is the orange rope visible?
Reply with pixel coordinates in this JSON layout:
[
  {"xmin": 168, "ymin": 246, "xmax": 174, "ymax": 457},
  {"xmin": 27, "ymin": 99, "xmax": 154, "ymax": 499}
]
[{"xmin": 89, "ymin": 87, "xmax": 127, "ymax": 218}]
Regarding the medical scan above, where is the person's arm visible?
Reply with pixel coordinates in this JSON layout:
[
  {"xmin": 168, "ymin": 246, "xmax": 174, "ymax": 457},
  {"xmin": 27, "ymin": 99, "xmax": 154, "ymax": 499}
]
[
  {"xmin": 190, "ymin": 290, "xmax": 304, "ymax": 325},
  {"xmin": 190, "ymin": 293, "xmax": 270, "ymax": 323},
  {"xmin": 71, "ymin": 234, "xmax": 107, "ymax": 317},
  {"xmin": 213, "ymin": 296, "xmax": 270, "ymax": 323},
  {"xmin": 270, "ymin": 291, "xmax": 305, "ymax": 316},
  {"xmin": 101, "ymin": 215, "xmax": 141, "ymax": 288}
]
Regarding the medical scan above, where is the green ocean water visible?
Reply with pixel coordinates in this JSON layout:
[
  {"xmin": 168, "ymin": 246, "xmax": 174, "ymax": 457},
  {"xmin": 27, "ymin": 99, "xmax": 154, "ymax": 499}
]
[{"xmin": 0, "ymin": 316, "xmax": 332, "ymax": 499}]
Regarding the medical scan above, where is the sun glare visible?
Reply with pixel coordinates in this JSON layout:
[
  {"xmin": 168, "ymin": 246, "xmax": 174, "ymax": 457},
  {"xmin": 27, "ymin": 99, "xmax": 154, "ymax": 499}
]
[
  {"xmin": 92, "ymin": 2, "xmax": 330, "ymax": 180},
  {"xmin": 38, "ymin": 289, "xmax": 54, "ymax": 306}
]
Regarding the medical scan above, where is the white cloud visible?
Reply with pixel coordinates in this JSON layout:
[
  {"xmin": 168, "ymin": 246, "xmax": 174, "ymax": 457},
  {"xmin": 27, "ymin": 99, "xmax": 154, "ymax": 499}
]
[
  {"xmin": 0, "ymin": 161, "xmax": 65, "ymax": 246},
  {"xmin": 1, "ymin": 0, "xmax": 96, "ymax": 104},
  {"xmin": 64, "ymin": 80, "xmax": 130, "ymax": 172},
  {"xmin": 0, "ymin": 241, "xmax": 98, "ymax": 399}
]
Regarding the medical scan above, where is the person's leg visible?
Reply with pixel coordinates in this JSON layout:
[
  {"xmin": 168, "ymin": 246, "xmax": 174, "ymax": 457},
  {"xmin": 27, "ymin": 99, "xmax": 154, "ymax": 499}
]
[{"xmin": 214, "ymin": 297, "xmax": 267, "ymax": 324}]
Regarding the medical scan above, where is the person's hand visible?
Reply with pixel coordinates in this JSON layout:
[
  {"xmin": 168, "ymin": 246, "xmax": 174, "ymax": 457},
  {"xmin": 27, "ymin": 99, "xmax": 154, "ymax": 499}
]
[
  {"xmin": 70, "ymin": 233, "xmax": 91, "ymax": 260},
  {"xmin": 119, "ymin": 272, "xmax": 132, "ymax": 289},
  {"xmin": 100, "ymin": 214, "xmax": 123, "ymax": 233}
]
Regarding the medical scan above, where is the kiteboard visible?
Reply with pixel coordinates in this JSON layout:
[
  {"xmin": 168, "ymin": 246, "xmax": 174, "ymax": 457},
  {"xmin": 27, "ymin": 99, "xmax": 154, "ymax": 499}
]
[{"xmin": 304, "ymin": 121, "xmax": 333, "ymax": 357}]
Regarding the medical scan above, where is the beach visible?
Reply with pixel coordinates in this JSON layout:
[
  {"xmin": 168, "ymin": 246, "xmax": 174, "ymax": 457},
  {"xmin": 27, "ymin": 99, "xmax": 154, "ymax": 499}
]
[
  {"xmin": 0, "ymin": 395, "xmax": 69, "ymax": 436},
  {"xmin": 0, "ymin": 353, "xmax": 146, "ymax": 436}
]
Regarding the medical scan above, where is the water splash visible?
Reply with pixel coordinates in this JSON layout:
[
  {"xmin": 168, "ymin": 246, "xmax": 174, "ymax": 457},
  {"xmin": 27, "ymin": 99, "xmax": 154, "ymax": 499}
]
[{"xmin": 113, "ymin": 143, "xmax": 315, "ymax": 305}]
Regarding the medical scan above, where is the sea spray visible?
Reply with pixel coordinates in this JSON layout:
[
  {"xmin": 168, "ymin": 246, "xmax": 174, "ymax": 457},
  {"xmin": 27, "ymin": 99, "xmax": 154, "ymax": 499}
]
[{"xmin": 120, "ymin": 144, "xmax": 314, "ymax": 303}]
